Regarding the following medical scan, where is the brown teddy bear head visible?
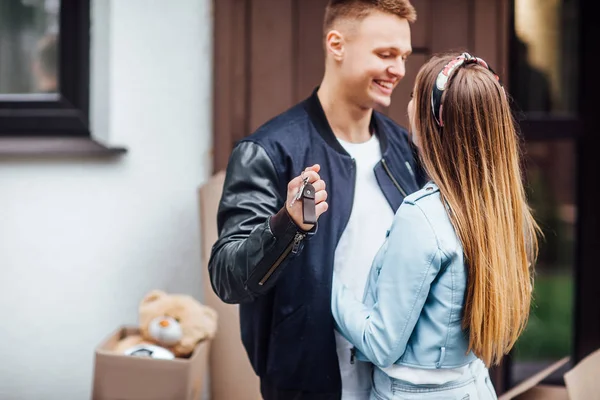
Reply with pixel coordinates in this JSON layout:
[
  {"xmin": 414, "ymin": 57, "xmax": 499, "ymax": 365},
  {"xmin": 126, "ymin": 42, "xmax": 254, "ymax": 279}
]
[{"xmin": 137, "ymin": 290, "xmax": 217, "ymax": 357}]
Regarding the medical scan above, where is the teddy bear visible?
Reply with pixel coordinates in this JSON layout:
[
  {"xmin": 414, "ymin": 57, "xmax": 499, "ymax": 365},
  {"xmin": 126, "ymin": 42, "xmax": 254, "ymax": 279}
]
[{"xmin": 114, "ymin": 289, "xmax": 218, "ymax": 358}]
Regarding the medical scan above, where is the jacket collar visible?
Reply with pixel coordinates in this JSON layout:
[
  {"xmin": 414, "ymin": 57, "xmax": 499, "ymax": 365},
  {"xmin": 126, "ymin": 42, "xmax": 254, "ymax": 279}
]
[
  {"xmin": 303, "ymin": 87, "xmax": 390, "ymax": 157},
  {"xmin": 425, "ymin": 181, "xmax": 439, "ymax": 192}
]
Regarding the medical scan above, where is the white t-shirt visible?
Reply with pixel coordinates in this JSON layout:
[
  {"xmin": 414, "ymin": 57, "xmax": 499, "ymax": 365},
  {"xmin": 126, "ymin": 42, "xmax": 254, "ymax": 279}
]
[{"xmin": 333, "ymin": 134, "xmax": 395, "ymax": 399}]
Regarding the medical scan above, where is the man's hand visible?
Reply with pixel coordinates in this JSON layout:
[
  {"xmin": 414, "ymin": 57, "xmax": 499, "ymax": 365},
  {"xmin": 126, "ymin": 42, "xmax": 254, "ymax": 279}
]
[{"xmin": 286, "ymin": 164, "xmax": 328, "ymax": 231}]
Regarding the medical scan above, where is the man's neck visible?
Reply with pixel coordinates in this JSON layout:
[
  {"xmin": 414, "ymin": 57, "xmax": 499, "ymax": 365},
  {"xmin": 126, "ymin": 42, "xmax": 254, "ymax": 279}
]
[{"xmin": 317, "ymin": 79, "xmax": 373, "ymax": 144}]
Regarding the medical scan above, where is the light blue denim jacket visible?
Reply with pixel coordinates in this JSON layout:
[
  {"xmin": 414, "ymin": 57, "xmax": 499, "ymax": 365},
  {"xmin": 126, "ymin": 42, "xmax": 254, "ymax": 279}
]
[{"xmin": 331, "ymin": 181, "xmax": 477, "ymax": 370}]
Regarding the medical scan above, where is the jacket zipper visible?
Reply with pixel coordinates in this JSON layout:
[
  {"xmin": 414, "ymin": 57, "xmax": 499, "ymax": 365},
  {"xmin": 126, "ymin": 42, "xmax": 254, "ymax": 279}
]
[
  {"xmin": 381, "ymin": 158, "xmax": 408, "ymax": 197},
  {"xmin": 405, "ymin": 161, "xmax": 415, "ymax": 178},
  {"xmin": 350, "ymin": 347, "xmax": 356, "ymax": 364},
  {"xmin": 258, "ymin": 232, "xmax": 306, "ymax": 286}
]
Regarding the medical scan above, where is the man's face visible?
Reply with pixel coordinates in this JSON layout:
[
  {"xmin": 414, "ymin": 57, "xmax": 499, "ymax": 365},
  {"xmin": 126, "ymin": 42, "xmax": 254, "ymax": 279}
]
[{"xmin": 335, "ymin": 10, "xmax": 412, "ymax": 109}]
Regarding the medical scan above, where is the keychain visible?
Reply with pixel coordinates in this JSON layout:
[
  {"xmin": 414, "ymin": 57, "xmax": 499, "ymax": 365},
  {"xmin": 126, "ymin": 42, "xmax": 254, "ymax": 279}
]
[{"xmin": 290, "ymin": 171, "xmax": 317, "ymax": 225}]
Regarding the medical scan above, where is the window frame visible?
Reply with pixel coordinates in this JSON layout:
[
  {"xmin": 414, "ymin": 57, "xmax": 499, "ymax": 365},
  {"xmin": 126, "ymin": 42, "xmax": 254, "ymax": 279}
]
[
  {"xmin": 0, "ymin": 0, "xmax": 90, "ymax": 137},
  {"xmin": 507, "ymin": 0, "xmax": 583, "ymax": 142},
  {"xmin": 0, "ymin": 0, "xmax": 125, "ymax": 156}
]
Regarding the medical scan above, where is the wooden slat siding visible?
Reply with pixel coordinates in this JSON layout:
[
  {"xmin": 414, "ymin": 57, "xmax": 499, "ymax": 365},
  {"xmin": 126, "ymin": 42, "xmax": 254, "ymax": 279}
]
[
  {"xmin": 295, "ymin": 0, "xmax": 329, "ymax": 103},
  {"xmin": 212, "ymin": 0, "xmax": 234, "ymax": 173},
  {"xmin": 212, "ymin": 0, "xmax": 507, "ymax": 170},
  {"xmin": 467, "ymin": 0, "xmax": 476, "ymax": 51},
  {"xmin": 388, "ymin": 54, "xmax": 428, "ymax": 129},
  {"xmin": 230, "ymin": 0, "xmax": 250, "ymax": 149},
  {"xmin": 386, "ymin": 0, "xmax": 430, "ymax": 127},
  {"xmin": 430, "ymin": 0, "xmax": 470, "ymax": 55},
  {"xmin": 249, "ymin": 0, "xmax": 294, "ymax": 132},
  {"xmin": 473, "ymin": 0, "xmax": 499, "ymax": 69},
  {"xmin": 212, "ymin": 0, "xmax": 250, "ymax": 173},
  {"xmin": 410, "ymin": 0, "xmax": 431, "ymax": 49},
  {"xmin": 498, "ymin": 0, "xmax": 510, "ymax": 87}
]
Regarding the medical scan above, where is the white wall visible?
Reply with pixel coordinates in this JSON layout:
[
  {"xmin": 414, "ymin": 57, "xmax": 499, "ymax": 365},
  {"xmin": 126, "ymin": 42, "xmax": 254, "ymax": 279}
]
[{"xmin": 0, "ymin": 0, "xmax": 213, "ymax": 398}]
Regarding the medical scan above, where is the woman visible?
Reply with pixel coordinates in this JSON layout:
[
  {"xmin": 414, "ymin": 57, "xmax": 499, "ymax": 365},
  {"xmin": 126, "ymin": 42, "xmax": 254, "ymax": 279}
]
[{"xmin": 331, "ymin": 52, "xmax": 540, "ymax": 399}]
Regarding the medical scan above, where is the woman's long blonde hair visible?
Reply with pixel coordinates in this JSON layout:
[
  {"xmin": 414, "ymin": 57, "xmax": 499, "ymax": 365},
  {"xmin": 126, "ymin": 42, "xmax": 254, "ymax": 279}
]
[{"xmin": 412, "ymin": 53, "xmax": 541, "ymax": 367}]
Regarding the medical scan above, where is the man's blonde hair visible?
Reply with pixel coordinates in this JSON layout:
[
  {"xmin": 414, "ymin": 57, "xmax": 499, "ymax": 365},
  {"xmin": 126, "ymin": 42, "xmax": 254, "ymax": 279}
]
[{"xmin": 323, "ymin": 0, "xmax": 417, "ymax": 34}]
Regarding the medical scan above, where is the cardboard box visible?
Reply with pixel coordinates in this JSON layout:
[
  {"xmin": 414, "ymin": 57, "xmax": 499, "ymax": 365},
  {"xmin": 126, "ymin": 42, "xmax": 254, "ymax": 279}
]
[
  {"xmin": 499, "ymin": 348, "xmax": 600, "ymax": 399},
  {"xmin": 91, "ymin": 326, "xmax": 209, "ymax": 400},
  {"xmin": 198, "ymin": 171, "xmax": 262, "ymax": 400}
]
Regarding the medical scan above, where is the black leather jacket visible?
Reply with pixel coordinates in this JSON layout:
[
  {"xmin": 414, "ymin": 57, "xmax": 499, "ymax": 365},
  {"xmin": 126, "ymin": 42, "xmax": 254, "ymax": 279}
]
[{"xmin": 208, "ymin": 89, "xmax": 426, "ymax": 399}]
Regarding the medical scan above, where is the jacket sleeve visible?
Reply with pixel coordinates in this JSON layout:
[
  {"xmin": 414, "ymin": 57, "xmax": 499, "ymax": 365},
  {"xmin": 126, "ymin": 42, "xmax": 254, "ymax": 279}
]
[
  {"xmin": 331, "ymin": 201, "xmax": 442, "ymax": 368},
  {"xmin": 208, "ymin": 141, "xmax": 308, "ymax": 304}
]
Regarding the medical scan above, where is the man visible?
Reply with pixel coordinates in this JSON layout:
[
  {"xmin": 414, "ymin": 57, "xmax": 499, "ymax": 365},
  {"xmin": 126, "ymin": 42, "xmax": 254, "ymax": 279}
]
[
  {"xmin": 32, "ymin": 33, "xmax": 58, "ymax": 93},
  {"xmin": 209, "ymin": 1, "xmax": 424, "ymax": 398}
]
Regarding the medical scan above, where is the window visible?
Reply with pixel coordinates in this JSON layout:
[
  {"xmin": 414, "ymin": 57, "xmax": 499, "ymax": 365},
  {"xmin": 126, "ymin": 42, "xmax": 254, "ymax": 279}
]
[
  {"xmin": 0, "ymin": 0, "xmax": 60, "ymax": 95},
  {"xmin": 509, "ymin": 0, "xmax": 581, "ymax": 141},
  {"xmin": 0, "ymin": 0, "xmax": 124, "ymax": 155},
  {"xmin": 509, "ymin": 0, "xmax": 581, "ymax": 388},
  {"xmin": 511, "ymin": 139, "xmax": 576, "ymax": 385},
  {"xmin": 511, "ymin": 0, "xmax": 579, "ymax": 116}
]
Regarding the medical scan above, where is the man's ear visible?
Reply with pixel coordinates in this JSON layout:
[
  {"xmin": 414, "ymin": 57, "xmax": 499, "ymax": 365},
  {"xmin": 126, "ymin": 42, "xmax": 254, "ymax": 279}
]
[{"xmin": 325, "ymin": 30, "xmax": 345, "ymax": 61}]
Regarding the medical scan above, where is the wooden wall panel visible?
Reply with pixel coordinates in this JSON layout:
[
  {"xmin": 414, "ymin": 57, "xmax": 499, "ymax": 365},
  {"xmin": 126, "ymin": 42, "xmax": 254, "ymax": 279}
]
[
  {"xmin": 498, "ymin": 0, "xmax": 510, "ymax": 87},
  {"xmin": 212, "ymin": 0, "xmax": 249, "ymax": 173},
  {"xmin": 295, "ymin": 0, "xmax": 328, "ymax": 103},
  {"xmin": 430, "ymin": 0, "xmax": 471, "ymax": 55},
  {"xmin": 249, "ymin": 0, "xmax": 294, "ymax": 132},
  {"xmin": 474, "ymin": 0, "xmax": 499, "ymax": 72},
  {"xmin": 212, "ymin": 0, "xmax": 234, "ymax": 172},
  {"xmin": 388, "ymin": 54, "xmax": 428, "ymax": 129},
  {"xmin": 230, "ymin": 0, "xmax": 250, "ymax": 150},
  {"xmin": 410, "ymin": 0, "xmax": 431, "ymax": 50},
  {"xmin": 213, "ymin": 0, "xmax": 509, "ymax": 171}
]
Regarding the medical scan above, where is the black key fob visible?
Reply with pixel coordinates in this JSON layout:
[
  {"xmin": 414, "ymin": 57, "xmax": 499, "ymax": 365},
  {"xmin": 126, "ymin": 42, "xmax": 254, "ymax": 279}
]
[{"xmin": 302, "ymin": 182, "xmax": 317, "ymax": 225}]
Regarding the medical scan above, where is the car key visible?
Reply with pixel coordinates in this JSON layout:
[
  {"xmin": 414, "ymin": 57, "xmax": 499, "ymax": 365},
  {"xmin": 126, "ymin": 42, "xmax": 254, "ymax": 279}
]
[{"xmin": 290, "ymin": 173, "xmax": 309, "ymax": 208}]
